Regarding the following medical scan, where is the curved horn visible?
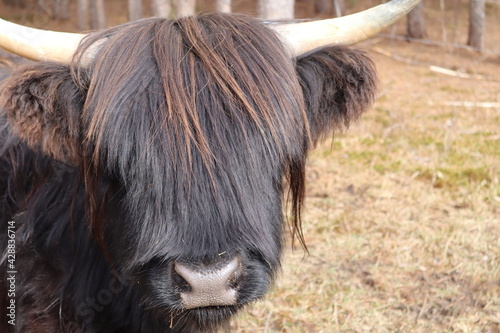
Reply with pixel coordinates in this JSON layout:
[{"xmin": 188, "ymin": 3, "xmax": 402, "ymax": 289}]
[
  {"xmin": 272, "ymin": 0, "xmax": 422, "ymax": 56},
  {"xmin": 0, "ymin": 0, "xmax": 420, "ymax": 63},
  {"xmin": 0, "ymin": 18, "xmax": 84, "ymax": 64}
]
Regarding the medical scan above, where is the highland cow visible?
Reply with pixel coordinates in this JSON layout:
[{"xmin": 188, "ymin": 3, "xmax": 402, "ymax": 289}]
[{"xmin": 0, "ymin": 1, "xmax": 419, "ymax": 332}]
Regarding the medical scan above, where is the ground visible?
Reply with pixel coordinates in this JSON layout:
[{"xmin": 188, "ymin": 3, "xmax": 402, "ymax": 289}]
[
  {"xmin": 1, "ymin": 1, "xmax": 499, "ymax": 332},
  {"xmin": 233, "ymin": 38, "xmax": 500, "ymax": 331}
]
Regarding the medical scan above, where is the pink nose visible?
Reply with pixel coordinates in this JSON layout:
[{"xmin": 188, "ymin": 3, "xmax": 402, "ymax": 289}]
[{"xmin": 174, "ymin": 257, "xmax": 242, "ymax": 309}]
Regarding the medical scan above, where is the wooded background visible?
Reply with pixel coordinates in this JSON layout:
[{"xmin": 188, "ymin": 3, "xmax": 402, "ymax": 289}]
[{"xmin": 1, "ymin": 0, "xmax": 493, "ymax": 52}]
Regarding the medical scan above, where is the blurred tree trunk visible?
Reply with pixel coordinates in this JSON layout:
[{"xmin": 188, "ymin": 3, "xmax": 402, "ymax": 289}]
[
  {"xmin": 152, "ymin": 0, "xmax": 171, "ymax": 17},
  {"xmin": 314, "ymin": 0, "xmax": 330, "ymax": 14},
  {"xmin": 175, "ymin": 0, "xmax": 196, "ymax": 17},
  {"xmin": 77, "ymin": 0, "xmax": 88, "ymax": 29},
  {"xmin": 407, "ymin": 1, "xmax": 426, "ymax": 39},
  {"xmin": 128, "ymin": 0, "xmax": 143, "ymax": 21},
  {"xmin": 314, "ymin": 0, "xmax": 344, "ymax": 16},
  {"xmin": 333, "ymin": 0, "xmax": 344, "ymax": 17},
  {"xmin": 52, "ymin": 0, "xmax": 70, "ymax": 20},
  {"xmin": 468, "ymin": 0, "xmax": 485, "ymax": 50},
  {"xmin": 258, "ymin": 0, "xmax": 294, "ymax": 19},
  {"xmin": 2, "ymin": 0, "xmax": 27, "ymax": 7},
  {"xmin": 89, "ymin": 0, "xmax": 106, "ymax": 29},
  {"xmin": 37, "ymin": 0, "xmax": 50, "ymax": 15},
  {"xmin": 216, "ymin": 0, "xmax": 231, "ymax": 13}
]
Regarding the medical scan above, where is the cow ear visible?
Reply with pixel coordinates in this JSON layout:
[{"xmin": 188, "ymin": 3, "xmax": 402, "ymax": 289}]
[
  {"xmin": 0, "ymin": 62, "xmax": 85, "ymax": 165},
  {"xmin": 295, "ymin": 46, "xmax": 378, "ymax": 143}
]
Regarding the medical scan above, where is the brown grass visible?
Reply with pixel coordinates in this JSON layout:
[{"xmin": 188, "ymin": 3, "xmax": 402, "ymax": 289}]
[{"xmin": 231, "ymin": 36, "xmax": 500, "ymax": 333}]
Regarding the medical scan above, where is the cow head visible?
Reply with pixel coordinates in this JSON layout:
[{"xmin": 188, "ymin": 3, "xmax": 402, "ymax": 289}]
[{"xmin": 0, "ymin": 1, "xmax": 419, "ymax": 331}]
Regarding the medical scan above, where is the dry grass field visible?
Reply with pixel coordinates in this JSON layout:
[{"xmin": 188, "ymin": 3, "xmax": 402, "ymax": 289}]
[
  {"xmin": 231, "ymin": 42, "xmax": 500, "ymax": 331},
  {"xmin": 1, "ymin": 1, "xmax": 499, "ymax": 332}
]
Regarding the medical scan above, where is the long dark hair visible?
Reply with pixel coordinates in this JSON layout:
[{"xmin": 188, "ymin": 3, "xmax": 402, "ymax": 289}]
[{"xmin": 72, "ymin": 12, "xmax": 311, "ymax": 253}]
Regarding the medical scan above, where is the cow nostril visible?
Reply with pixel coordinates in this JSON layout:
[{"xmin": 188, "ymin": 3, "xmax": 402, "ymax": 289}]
[
  {"xmin": 172, "ymin": 270, "xmax": 191, "ymax": 293},
  {"xmin": 173, "ymin": 257, "xmax": 242, "ymax": 309}
]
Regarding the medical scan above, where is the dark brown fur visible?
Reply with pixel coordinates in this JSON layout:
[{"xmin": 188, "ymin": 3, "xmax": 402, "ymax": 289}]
[{"xmin": 1, "ymin": 63, "xmax": 85, "ymax": 165}]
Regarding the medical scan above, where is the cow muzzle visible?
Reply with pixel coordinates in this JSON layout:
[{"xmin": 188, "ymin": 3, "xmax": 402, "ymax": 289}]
[{"xmin": 174, "ymin": 257, "xmax": 242, "ymax": 309}]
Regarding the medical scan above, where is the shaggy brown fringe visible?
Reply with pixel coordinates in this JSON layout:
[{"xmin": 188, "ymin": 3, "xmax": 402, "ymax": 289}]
[{"xmin": 72, "ymin": 12, "xmax": 311, "ymax": 248}]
